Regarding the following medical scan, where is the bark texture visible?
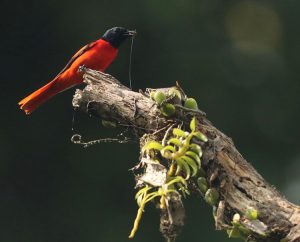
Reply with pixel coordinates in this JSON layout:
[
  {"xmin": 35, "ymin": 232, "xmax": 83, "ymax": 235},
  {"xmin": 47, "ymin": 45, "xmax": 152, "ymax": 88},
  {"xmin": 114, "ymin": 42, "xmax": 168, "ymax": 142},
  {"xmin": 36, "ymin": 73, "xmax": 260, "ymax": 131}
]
[{"xmin": 72, "ymin": 68, "xmax": 300, "ymax": 242}]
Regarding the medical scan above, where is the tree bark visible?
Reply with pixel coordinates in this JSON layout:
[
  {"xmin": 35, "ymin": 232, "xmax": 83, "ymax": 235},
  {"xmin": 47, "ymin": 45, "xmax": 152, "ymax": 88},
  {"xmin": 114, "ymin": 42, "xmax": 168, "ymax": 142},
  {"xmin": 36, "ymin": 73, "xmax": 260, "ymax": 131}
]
[{"xmin": 72, "ymin": 68, "xmax": 300, "ymax": 242}]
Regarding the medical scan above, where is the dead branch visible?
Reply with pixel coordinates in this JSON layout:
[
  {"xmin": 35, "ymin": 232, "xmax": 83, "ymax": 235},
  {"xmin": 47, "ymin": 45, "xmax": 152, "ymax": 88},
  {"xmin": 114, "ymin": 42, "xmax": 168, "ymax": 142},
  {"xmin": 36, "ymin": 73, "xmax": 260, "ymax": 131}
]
[{"xmin": 72, "ymin": 68, "xmax": 300, "ymax": 242}]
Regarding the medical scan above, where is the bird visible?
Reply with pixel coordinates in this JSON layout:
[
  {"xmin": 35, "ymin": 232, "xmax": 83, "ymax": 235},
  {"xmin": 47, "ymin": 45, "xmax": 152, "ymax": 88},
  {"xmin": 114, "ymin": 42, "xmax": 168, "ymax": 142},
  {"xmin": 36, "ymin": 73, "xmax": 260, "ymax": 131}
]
[{"xmin": 18, "ymin": 27, "xmax": 136, "ymax": 114}]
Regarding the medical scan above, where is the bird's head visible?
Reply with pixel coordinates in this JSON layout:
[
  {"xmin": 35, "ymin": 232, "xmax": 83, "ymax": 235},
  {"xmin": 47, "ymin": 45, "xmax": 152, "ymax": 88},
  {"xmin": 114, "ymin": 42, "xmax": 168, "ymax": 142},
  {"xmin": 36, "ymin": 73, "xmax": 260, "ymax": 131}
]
[{"xmin": 102, "ymin": 27, "xmax": 136, "ymax": 48}]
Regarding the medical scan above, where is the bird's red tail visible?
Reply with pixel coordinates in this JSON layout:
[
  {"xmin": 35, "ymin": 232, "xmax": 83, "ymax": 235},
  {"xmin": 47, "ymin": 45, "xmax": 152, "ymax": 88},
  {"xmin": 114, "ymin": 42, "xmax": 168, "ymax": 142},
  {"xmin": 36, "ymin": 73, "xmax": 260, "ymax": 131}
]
[{"xmin": 18, "ymin": 76, "xmax": 67, "ymax": 114}]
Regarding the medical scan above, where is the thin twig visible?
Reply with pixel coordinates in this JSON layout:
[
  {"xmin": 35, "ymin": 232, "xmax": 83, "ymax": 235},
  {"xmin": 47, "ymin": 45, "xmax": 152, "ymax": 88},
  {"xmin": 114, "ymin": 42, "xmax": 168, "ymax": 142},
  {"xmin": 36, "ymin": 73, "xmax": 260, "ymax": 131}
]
[
  {"xmin": 71, "ymin": 134, "xmax": 131, "ymax": 148},
  {"xmin": 173, "ymin": 104, "xmax": 206, "ymax": 116}
]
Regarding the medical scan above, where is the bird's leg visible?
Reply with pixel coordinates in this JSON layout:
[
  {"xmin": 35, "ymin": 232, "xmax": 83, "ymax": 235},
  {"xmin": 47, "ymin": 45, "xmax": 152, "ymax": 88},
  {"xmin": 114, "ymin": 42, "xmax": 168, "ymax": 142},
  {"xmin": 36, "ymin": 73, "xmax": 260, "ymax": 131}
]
[{"xmin": 78, "ymin": 65, "xmax": 88, "ymax": 73}]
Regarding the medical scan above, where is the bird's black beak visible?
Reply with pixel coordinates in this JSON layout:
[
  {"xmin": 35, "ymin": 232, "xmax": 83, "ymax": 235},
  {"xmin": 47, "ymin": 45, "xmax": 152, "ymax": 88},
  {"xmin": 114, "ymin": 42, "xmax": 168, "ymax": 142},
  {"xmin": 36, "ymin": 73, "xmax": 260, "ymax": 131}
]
[{"xmin": 127, "ymin": 30, "xmax": 137, "ymax": 36}]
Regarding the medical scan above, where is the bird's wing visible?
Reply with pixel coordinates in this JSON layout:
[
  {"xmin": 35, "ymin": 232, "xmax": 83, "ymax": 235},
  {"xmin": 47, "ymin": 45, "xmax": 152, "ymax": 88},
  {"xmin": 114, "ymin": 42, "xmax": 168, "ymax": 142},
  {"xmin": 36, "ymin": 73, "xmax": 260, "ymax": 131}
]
[{"xmin": 55, "ymin": 41, "xmax": 97, "ymax": 77}]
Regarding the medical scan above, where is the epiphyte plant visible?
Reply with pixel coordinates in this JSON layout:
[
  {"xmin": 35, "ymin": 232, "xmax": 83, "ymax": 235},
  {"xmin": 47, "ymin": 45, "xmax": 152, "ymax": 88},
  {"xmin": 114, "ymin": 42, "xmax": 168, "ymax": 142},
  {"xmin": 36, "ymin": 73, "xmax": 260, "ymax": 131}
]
[
  {"xmin": 129, "ymin": 117, "xmax": 208, "ymax": 238},
  {"xmin": 142, "ymin": 117, "xmax": 207, "ymax": 179},
  {"xmin": 129, "ymin": 176, "xmax": 188, "ymax": 238},
  {"xmin": 150, "ymin": 88, "xmax": 199, "ymax": 117}
]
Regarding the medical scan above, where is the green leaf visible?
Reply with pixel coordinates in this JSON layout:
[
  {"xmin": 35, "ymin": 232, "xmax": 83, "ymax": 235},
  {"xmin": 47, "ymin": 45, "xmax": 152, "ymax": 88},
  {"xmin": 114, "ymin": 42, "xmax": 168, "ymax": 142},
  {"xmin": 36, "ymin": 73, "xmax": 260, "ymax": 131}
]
[
  {"xmin": 193, "ymin": 131, "xmax": 208, "ymax": 142},
  {"xmin": 181, "ymin": 160, "xmax": 191, "ymax": 180},
  {"xmin": 142, "ymin": 141, "xmax": 163, "ymax": 153},
  {"xmin": 190, "ymin": 117, "xmax": 196, "ymax": 132},
  {"xmin": 168, "ymin": 87, "xmax": 182, "ymax": 100},
  {"xmin": 166, "ymin": 176, "xmax": 187, "ymax": 188},
  {"xmin": 173, "ymin": 128, "xmax": 187, "ymax": 137},
  {"xmin": 135, "ymin": 186, "xmax": 151, "ymax": 200},
  {"xmin": 144, "ymin": 192, "xmax": 160, "ymax": 203},
  {"xmin": 176, "ymin": 157, "xmax": 191, "ymax": 179},
  {"xmin": 153, "ymin": 91, "xmax": 166, "ymax": 105},
  {"xmin": 245, "ymin": 207, "xmax": 259, "ymax": 220},
  {"xmin": 161, "ymin": 145, "xmax": 176, "ymax": 152},
  {"xmin": 186, "ymin": 151, "xmax": 201, "ymax": 167},
  {"xmin": 197, "ymin": 177, "xmax": 208, "ymax": 194},
  {"xmin": 181, "ymin": 155, "xmax": 198, "ymax": 177},
  {"xmin": 167, "ymin": 138, "xmax": 182, "ymax": 147},
  {"xmin": 150, "ymin": 91, "xmax": 156, "ymax": 100},
  {"xmin": 175, "ymin": 161, "xmax": 182, "ymax": 176},
  {"xmin": 160, "ymin": 103, "xmax": 176, "ymax": 117},
  {"xmin": 184, "ymin": 98, "xmax": 198, "ymax": 110},
  {"xmin": 160, "ymin": 145, "xmax": 176, "ymax": 159},
  {"xmin": 188, "ymin": 144, "xmax": 202, "ymax": 157},
  {"xmin": 170, "ymin": 177, "xmax": 189, "ymax": 197},
  {"xmin": 204, "ymin": 188, "xmax": 219, "ymax": 206}
]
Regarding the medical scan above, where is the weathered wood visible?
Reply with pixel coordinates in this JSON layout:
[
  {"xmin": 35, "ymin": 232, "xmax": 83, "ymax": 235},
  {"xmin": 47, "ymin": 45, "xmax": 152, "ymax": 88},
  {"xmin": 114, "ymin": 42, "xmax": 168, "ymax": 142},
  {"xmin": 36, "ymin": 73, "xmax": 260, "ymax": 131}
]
[{"xmin": 72, "ymin": 68, "xmax": 300, "ymax": 242}]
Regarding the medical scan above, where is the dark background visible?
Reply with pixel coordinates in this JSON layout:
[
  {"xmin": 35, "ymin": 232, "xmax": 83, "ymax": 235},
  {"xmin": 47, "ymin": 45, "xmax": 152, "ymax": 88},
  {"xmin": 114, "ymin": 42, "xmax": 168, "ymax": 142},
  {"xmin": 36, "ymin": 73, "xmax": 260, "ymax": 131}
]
[{"xmin": 1, "ymin": 0, "xmax": 300, "ymax": 241}]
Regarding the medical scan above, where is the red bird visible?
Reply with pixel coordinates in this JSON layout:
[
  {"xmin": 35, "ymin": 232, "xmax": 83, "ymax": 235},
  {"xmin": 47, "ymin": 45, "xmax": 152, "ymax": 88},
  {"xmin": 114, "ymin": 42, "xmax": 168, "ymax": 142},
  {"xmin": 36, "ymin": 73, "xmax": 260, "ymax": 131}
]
[{"xmin": 19, "ymin": 27, "xmax": 136, "ymax": 114}]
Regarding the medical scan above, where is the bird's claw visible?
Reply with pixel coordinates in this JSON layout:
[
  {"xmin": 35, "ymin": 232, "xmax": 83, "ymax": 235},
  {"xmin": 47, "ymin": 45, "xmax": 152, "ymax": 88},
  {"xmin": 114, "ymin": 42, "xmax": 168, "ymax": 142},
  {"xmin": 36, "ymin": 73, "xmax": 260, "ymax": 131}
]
[{"xmin": 78, "ymin": 65, "xmax": 87, "ymax": 73}]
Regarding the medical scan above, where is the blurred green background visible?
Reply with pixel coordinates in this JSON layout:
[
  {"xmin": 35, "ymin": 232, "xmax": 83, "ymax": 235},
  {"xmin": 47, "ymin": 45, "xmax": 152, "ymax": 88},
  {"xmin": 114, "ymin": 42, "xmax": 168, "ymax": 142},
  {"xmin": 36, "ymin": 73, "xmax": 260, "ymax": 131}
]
[{"xmin": 1, "ymin": 0, "xmax": 300, "ymax": 241}]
